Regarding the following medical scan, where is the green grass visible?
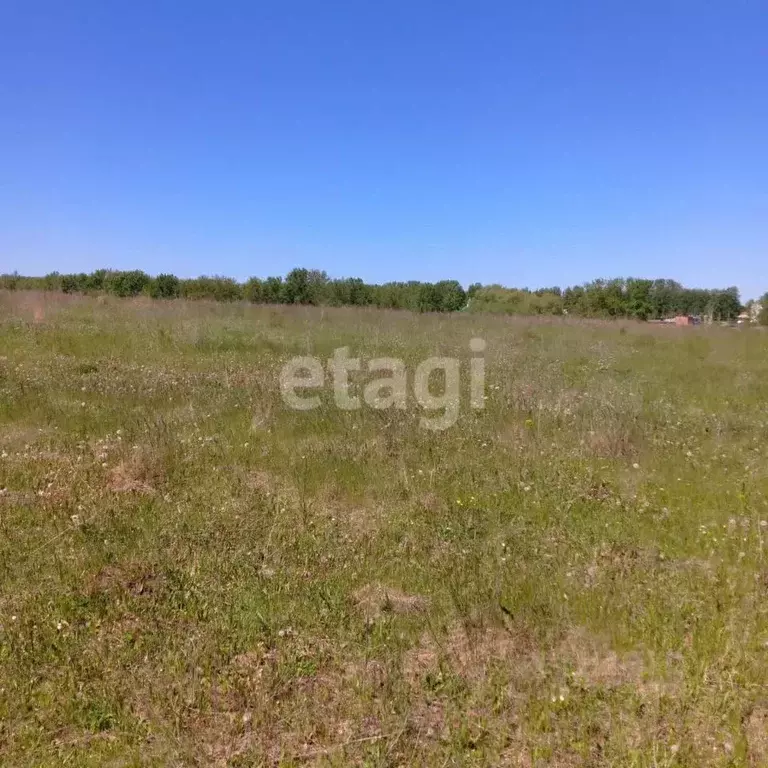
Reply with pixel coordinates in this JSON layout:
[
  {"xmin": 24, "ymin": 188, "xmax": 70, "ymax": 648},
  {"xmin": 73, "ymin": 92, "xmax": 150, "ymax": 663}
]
[{"xmin": 1, "ymin": 290, "xmax": 768, "ymax": 766}]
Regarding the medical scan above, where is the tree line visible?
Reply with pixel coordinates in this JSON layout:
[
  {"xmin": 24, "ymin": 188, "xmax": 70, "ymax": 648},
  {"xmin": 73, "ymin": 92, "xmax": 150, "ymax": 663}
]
[
  {"xmin": 0, "ymin": 268, "xmax": 467, "ymax": 312},
  {"xmin": 0, "ymin": 268, "xmax": 761, "ymax": 322},
  {"xmin": 467, "ymin": 279, "xmax": 743, "ymax": 321}
]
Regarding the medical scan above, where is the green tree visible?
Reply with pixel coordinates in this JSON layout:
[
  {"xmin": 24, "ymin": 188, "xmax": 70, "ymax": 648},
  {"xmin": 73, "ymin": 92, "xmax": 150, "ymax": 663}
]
[
  {"xmin": 626, "ymin": 278, "xmax": 653, "ymax": 320},
  {"xmin": 710, "ymin": 287, "xmax": 741, "ymax": 321},
  {"xmin": 0, "ymin": 272, "xmax": 20, "ymax": 290},
  {"xmin": 433, "ymin": 280, "xmax": 467, "ymax": 311},
  {"xmin": 179, "ymin": 275, "xmax": 241, "ymax": 301},
  {"xmin": 105, "ymin": 270, "xmax": 150, "ymax": 297},
  {"xmin": 42, "ymin": 272, "xmax": 61, "ymax": 291},
  {"xmin": 467, "ymin": 282, "xmax": 482, "ymax": 300},
  {"xmin": 283, "ymin": 268, "xmax": 311, "ymax": 304},
  {"xmin": 243, "ymin": 277, "xmax": 263, "ymax": 303},
  {"xmin": 150, "ymin": 274, "xmax": 180, "ymax": 299},
  {"xmin": 61, "ymin": 275, "xmax": 80, "ymax": 294},
  {"xmin": 262, "ymin": 277, "xmax": 284, "ymax": 304},
  {"xmin": 417, "ymin": 283, "xmax": 440, "ymax": 312},
  {"xmin": 758, "ymin": 293, "xmax": 768, "ymax": 326},
  {"xmin": 306, "ymin": 269, "xmax": 330, "ymax": 305}
]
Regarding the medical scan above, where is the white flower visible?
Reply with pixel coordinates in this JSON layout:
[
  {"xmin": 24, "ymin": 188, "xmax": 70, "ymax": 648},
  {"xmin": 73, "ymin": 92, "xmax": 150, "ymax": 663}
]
[{"xmin": 632, "ymin": 463, "xmax": 640, "ymax": 469}]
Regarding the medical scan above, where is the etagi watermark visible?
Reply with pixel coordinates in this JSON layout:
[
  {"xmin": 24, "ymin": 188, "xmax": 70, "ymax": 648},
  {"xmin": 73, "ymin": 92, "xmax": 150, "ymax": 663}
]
[{"xmin": 279, "ymin": 338, "xmax": 487, "ymax": 431}]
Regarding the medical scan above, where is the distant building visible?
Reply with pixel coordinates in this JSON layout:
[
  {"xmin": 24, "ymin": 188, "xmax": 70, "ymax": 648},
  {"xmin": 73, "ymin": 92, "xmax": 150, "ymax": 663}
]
[{"xmin": 674, "ymin": 315, "xmax": 695, "ymax": 327}]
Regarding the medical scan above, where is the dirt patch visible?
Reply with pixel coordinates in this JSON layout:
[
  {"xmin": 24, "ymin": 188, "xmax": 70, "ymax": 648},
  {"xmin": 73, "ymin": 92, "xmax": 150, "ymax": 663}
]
[
  {"xmin": 320, "ymin": 498, "xmax": 383, "ymax": 540},
  {"xmin": 107, "ymin": 447, "xmax": 164, "ymax": 494},
  {"xmin": 88, "ymin": 561, "xmax": 166, "ymax": 598},
  {"xmin": 246, "ymin": 469, "xmax": 281, "ymax": 495},
  {"xmin": 585, "ymin": 429, "xmax": 637, "ymax": 459},
  {"xmin": 352, "ymin": 583, "xmax": 430, "ymax": 620},
  {"xmin": 205, "ymin": 644, "xmax": 390, "ymax": 766},
  {"xmin": 405, "ymin": 622, "xmax": 675, "ymax": 701},
  {"xmin": 419, "ymin": 492, "xmax": 441, "ymax": 512},
  {"xmin": 557, "ymin": 628, "xmax": 647, "ymax": 689},
  {"xmin": 404, "ymin": 622, "xmax": 538, "ymax": 687},
  {"xmin": 746, "ymin": 706, "xmax": 768, "ymax": 766},
  {"xmin": 0, "ymin": 424, "xmax": 52, "ymax": 449},
  {"xmin": 583, "ymin": 542, "xmax": 660, "ymax": 588}
]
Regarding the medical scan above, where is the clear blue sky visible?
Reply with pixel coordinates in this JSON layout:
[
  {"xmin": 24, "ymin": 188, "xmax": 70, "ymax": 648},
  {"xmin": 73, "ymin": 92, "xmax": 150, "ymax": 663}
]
[{"xmin": 1, "ymin": 1, "xmax": 766, "ymax": 299}]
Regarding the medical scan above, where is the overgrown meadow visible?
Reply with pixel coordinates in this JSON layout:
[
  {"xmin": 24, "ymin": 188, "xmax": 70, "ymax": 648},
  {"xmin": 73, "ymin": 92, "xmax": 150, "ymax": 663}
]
[{"xmin": 1, "ymin": 291, "xmax": 767, "ymax": 766}]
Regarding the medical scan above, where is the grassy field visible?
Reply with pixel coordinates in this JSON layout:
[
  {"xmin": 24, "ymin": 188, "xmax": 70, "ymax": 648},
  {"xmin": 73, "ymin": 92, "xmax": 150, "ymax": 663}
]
[{"xmin": 1, "ymin": 290, "xmax": 768, "ymax": 767}]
